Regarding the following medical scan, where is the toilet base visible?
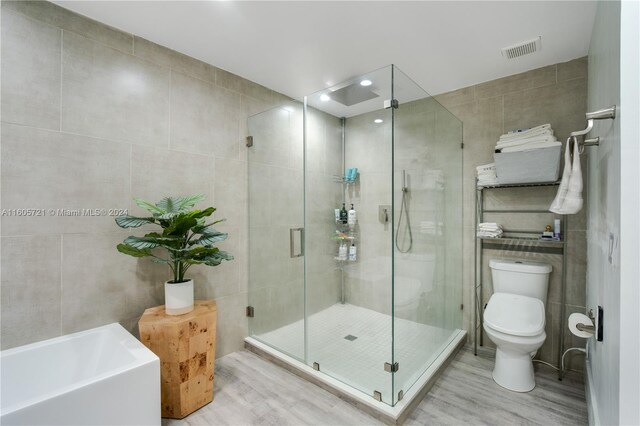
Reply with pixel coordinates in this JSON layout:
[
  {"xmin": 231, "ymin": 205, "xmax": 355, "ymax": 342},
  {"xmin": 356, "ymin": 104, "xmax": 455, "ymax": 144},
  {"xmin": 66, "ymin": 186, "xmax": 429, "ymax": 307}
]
[{"xmin": 492, "ymin": 347, "xmax": 536, "ymax": 392}]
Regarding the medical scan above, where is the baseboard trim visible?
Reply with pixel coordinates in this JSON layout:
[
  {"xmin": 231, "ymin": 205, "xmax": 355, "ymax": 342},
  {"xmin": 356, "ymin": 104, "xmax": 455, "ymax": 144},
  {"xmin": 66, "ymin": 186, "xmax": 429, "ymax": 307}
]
[{"xmin": 585, "ymin": 359, "xmax": 601, "ymax": 426}]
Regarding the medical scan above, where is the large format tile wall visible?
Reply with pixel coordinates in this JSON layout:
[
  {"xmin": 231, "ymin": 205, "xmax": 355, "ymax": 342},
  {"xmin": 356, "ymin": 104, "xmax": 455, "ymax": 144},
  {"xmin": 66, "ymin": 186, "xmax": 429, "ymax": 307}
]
[
  {"xmin": 0, "ymin": 1, "xmax": 290, "ymax": 356},
  {"xmin": 434, "ymin": 57, "xmax": 589, "ymax": 370}
]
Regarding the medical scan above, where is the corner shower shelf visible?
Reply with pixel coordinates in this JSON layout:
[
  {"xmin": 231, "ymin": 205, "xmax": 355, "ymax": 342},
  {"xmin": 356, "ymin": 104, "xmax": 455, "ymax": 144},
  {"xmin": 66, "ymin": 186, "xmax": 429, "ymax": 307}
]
[
  {"xmin": 474, "ymin": 180, "xmax": 568, "ymax": 381},
  {"xmin": 333, "ymin": 174, "xmax": 359, "ymax": 185}
]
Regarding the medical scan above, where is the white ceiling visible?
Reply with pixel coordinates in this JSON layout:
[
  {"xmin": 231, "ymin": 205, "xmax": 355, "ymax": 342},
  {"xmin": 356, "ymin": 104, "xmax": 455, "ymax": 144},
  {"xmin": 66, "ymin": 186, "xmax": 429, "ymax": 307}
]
[{"xmin": 53, "ymin": 1, "xmax": 597, "ymax": 100}]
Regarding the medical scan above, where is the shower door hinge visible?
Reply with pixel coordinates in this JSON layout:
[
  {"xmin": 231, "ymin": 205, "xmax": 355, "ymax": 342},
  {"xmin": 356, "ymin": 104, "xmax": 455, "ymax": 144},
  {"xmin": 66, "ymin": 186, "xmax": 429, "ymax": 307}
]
[
  {"xmin": 397, "ymin": 390, "xmax": 404, "ymax": 401},
  {"xmin": 313, "ymin": 362, "xmax": 320, "ymax": 371},
  {"xmin": 384, "ymin": 362, "xmax": 399, "ymax": 373},
  {"xmin": 246, "ymin": 306, "xmax": 254, "ymax": 317},
  {"xmin": 384, "ymin": 99, "xmax": 399, "ymax": 109},
  {"xmin": 461, "ymin": 142, "xmax": 464, "ymax": 149},
  {"xmin": 373, "ymin": 390, "xmax": 382, "ymax": 401},
  {"xmin": 246, "ymin": 136, "xmax": 253, "ymax": 147}
]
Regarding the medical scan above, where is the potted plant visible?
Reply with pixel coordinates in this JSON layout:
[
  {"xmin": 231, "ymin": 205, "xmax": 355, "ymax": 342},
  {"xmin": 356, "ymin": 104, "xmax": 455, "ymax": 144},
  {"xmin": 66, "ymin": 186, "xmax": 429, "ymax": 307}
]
[{"xmin": 115, "ymin": 194, "xmax": 233, "ymax": 315}]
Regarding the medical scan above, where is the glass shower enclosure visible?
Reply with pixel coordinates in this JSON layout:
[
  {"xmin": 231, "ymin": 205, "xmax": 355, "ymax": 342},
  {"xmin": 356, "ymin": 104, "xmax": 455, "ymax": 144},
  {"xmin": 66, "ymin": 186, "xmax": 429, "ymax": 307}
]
[{"xmin": 247, "ymin": 65, "xmax": 464, "ymax": 407}]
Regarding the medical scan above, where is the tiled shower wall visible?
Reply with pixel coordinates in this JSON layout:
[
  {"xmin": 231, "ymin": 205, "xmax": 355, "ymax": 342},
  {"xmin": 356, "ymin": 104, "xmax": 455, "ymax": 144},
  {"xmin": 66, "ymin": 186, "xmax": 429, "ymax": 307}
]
[
  {"xmin": 434, "ymin": 57, "xmax": 589, "ymax": 370},
  {"xmin": 0, "ymin": 0, "xmax": 290, "ymax": 356}
]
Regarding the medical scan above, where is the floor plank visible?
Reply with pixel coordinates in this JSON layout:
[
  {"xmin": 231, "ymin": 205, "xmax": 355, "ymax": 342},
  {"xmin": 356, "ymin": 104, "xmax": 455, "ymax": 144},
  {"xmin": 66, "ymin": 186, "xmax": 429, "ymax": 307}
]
[{"xmin": 163, "ymin": 347, "xmax": 588, "ymax": 426}]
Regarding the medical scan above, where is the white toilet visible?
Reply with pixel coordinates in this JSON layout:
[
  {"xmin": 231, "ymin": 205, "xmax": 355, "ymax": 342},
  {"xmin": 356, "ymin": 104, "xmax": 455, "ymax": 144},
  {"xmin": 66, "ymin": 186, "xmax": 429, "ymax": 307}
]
[{"xmin": 483, "ymin": 259, "xmax": 552, "ymax": 392}]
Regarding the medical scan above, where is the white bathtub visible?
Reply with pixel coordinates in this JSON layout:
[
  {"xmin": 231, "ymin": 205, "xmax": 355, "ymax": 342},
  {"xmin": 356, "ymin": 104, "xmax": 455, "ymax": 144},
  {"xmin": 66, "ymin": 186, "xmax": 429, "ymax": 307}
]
[{"xmin": 0, "ymin": 323, "xmax": 160, "ymax": 425}]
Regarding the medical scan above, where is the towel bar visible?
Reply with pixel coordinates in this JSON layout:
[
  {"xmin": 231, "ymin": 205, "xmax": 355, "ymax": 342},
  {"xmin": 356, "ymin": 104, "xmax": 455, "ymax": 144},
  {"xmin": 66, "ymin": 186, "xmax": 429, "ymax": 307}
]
[{"xmin": 570, "ymin": 106, "xmax": 616, "ymax": 151}]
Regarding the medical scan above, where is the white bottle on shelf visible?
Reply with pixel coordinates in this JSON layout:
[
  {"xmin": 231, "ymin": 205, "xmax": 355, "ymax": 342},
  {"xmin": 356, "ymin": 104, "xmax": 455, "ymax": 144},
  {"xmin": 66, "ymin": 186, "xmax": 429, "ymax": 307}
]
[
  {"xmin": 348, "ymin": 243, "xmax": 357, "ymax": 261},
  {"xmin": 338, "ymin": 242, "xmax": 348, "ymax": 260},
  {"xmin": 348, "ymin": 204, "xmax": 357, "ymax": 227}
]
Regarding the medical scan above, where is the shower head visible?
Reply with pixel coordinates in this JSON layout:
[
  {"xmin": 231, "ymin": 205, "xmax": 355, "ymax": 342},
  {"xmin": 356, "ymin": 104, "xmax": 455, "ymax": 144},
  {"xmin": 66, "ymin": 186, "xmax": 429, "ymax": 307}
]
[{"xmin": 330, "ymin": 83, "xmax": 379, "ymax": 106}]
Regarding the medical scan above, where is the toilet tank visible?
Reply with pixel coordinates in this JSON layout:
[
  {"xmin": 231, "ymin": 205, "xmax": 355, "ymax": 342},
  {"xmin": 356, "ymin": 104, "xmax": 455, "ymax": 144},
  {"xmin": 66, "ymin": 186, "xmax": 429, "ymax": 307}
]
[{"xmin": 489, "ymin": 259, "xmax": 552, "ymax": 302}]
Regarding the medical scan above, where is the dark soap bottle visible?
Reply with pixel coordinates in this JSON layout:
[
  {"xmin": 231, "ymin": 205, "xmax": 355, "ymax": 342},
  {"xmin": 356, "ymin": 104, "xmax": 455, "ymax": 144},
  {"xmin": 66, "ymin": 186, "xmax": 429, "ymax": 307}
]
[{"xmin": 340, "ymin": 203, "xmax": 348, "ymax": 224}]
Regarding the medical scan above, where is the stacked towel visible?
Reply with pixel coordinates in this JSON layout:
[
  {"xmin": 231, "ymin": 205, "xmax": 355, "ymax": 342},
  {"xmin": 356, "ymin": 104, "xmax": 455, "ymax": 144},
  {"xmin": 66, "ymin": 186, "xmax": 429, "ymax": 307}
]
[
  {"xmin": 477, "ymin": 222, "xmax": 503, "ymax": 238},
  {"xmin": 495, "ymin": 124, "xmax": 561, "ymax": 153},
  {"xmin": 477, "ymin": 163, "xmax": 499, "ymax": 187}
]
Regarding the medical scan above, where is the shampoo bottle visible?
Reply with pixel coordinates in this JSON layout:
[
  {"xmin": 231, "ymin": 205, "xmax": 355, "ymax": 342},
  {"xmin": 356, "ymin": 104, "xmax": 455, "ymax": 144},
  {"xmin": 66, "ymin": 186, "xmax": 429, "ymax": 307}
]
[
  {"xmin": 348, "ymin": 243, "xmax": 357, "ymax": 261},
  {"xmin": 348, "ymin": 204, "xmax": 357, "ymax": 227},
  {"xmin": 340, "ymin": 203, "xmax": 348, "ymax": 224},
  {"xmin": 338, "ymin": 242, "xmax": 347, "ymax": 260}
]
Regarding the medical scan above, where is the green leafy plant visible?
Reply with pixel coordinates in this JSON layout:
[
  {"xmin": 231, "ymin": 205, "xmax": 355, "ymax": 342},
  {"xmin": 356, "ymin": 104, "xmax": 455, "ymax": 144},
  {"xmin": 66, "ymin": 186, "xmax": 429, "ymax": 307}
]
[{"xmin": 115, "ymin": 194, "xmax": 233, "ymax": 283}]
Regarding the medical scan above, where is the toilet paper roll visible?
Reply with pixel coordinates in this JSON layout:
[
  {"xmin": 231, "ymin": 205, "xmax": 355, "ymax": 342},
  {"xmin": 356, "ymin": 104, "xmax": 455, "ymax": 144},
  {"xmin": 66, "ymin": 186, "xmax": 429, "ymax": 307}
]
[{"xmin": 568, "ymin": 312, "xmax": 594, "ymax": 338}]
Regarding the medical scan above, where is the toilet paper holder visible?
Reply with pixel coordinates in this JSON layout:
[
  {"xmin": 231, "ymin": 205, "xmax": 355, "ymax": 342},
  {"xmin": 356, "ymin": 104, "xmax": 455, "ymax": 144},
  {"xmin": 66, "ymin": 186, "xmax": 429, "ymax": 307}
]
[
  {"xmin": 576, "ymin": 323, "xmax": 595, "ymax": 333},
  {"xmin": 575, "ymin": 309, "xmax": 597, "ymax": 335}
]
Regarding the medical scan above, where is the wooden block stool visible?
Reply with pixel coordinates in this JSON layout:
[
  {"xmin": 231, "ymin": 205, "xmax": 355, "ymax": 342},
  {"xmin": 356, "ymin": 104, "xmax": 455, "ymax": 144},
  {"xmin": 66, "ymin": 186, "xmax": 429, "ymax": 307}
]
[{"xmin": 139, "ymin": 300, "xmax": 217, "ymax": 419}]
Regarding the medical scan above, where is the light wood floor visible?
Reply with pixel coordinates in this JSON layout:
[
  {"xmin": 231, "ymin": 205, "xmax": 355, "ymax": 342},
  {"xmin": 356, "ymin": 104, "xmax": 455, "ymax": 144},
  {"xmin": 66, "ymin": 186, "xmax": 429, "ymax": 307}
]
[{"xmin": 163, "ymin": 347, "xmax": 588, "ymax": 426}]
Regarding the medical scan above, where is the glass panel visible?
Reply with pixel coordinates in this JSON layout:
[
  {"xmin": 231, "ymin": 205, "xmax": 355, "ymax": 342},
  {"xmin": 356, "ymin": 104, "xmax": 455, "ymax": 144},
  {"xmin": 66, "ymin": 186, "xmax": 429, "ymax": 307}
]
[
  {"xmin": 247, "ymin": 101, "xmax": 305, "ymax": 361},
  {"xmin": 305, "ymin": 66, "xmax": 395, "ymax": 405},
  {"xmin": 391, "ymin": 66, "xmax": 463, "ymax": 404}
]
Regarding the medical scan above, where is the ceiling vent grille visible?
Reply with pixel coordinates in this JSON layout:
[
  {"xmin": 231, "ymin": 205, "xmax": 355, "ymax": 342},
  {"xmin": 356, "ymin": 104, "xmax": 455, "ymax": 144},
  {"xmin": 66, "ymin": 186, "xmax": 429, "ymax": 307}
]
[{"xmin": 501, "ymin": 37, "xmax": 541, "ymax": 59}]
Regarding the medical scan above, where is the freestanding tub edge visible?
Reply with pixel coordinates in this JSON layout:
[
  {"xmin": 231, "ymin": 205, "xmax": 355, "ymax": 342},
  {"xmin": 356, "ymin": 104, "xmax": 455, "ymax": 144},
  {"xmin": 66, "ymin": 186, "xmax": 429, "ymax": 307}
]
[{"xmin": 1, "ymin": 323, "xmax": 160, "ymax": 425}]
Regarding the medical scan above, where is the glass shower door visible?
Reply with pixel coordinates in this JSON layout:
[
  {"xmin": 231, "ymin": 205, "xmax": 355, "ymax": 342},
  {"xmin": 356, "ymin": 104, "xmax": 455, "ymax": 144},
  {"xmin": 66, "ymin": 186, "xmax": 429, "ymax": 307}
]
[
  {"xmin": 391, "ymin": 66, "xmax": 464, "ymax": 404},
  {"xmin": 247, "ymin": 101, "xmax": 305, "ymax": 360}
]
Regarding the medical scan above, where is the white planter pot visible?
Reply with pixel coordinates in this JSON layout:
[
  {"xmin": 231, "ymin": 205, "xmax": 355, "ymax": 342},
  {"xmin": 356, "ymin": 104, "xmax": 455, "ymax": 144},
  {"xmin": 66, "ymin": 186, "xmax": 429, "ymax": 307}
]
[{"xmin": 164, "ymin": 279, "xmax": 194, "ymax": 315}]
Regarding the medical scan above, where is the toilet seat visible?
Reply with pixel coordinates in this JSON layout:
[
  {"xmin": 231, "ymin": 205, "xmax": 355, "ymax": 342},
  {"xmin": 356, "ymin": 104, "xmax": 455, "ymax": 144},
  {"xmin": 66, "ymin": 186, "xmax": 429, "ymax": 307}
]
[{"xmin": 484, "ymin": 293, "xmax": 545, "ymax": 337}]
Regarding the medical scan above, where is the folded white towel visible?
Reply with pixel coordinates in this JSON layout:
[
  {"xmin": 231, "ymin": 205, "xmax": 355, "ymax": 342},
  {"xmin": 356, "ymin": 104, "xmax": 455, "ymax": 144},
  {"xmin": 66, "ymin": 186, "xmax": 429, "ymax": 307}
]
[
  {"xmin": 499, "ymin": 124, "xmax": 552, "ymax": 141},
  {"xmin": 478, "ymin": 223, "xmax": 503, "ymax": 235},
  {"xmin": 500, "ymin": 141, "xmax": 562, "ymax": 153},
  {"xmin": 496, "ymin": 135, "xmax": 556, "ymax": 149},
  {"xmin": 499, "ymin": 129, "xmax": 554, "ymax": 143},
  {"xmin": 477, "ymin": 231, "xmax": 503, "ymax": 238},
  {"xmin": 479, "ymin": 222, "xmax": 501, "ymax": 227},
  {"xmin": 476, "ymin": 163, "xmax": 496, "ymax": 172},
  {"xmin": 477, "ymin": 162, "xmax": 499, "ymax": 186}
]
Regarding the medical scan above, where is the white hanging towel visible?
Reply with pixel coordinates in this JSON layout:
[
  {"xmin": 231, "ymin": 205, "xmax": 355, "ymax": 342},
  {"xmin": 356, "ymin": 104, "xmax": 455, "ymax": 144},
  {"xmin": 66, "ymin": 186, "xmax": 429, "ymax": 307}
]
[
  {"xmin": 550, "ymin": 137, "xmax": 583, "ymax": 214},
  {"xmin": 562, "ymin": 137, "xmax": 584, "ymax": 214}
]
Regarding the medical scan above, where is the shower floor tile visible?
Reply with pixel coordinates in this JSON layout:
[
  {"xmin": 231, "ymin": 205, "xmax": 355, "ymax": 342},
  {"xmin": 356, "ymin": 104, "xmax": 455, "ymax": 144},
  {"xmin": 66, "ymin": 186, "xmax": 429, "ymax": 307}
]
[{"xmin": 257, "ymin": 303, "xmax": 457, "ymax": 403}]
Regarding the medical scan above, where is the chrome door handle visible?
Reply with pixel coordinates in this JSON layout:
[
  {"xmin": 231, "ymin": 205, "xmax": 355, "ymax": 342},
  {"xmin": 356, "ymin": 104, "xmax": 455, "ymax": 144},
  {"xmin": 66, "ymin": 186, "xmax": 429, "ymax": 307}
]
[{"xmin": 290, "ymin": 227, "xmax": 304, "ymax": 258}]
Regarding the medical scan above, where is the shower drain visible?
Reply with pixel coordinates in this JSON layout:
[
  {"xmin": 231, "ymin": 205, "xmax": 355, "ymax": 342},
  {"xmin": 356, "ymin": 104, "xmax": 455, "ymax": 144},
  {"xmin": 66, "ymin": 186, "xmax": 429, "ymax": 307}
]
[{"xmin": 344, "ymin": 335, "xmax": 358, "ymax": 341}]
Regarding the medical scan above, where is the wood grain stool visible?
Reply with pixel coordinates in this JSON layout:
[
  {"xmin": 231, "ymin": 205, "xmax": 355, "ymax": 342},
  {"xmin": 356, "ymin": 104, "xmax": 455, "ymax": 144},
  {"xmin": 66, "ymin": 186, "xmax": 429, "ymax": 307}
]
[{"xmin": 139, "ymin": 300, "xmax": 217, "ymax": 419}]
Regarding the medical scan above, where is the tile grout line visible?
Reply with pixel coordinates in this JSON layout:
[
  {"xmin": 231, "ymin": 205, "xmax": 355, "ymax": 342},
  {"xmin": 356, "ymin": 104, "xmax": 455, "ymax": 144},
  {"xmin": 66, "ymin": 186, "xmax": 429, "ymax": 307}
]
[
  {"xmin": 501, "ymin": 95, "xmax": 505, "ymax": 134},
  {"xmin": 60, "ymin": 29, "xmax": 63, "ymax": 132},
  {"xmin": 129, "ymin": 144, "xmax": 133, "ymax": 213},
  {"xmin": 60, "ymin": 234, "xmax": 63, "ymax": 336},
  {"xmin": 168, "ymin": 69, "xmax": 172, "ymax": 150}
]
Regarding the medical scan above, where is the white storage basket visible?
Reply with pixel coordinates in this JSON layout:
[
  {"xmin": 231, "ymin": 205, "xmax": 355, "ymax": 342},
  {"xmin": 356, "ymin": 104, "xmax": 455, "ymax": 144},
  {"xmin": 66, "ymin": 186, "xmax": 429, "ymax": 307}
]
[{"xmin": 494, "ymin": 145, "xmax": 561, "ymax": 185}]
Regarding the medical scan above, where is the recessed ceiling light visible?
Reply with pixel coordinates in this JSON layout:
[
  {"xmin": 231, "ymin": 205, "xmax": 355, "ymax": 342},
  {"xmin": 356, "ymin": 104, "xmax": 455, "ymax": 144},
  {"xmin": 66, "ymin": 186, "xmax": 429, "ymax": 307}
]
[
  {"xmin": 374, "ymin": 119, "xmax": 383, "ymax": 124},
  {"xmin": 360, "ymin": 79, "xmax": 372, "ymax": 87},
  {"xmin": 320, "ymin": 94, "xmax": 331, "ymax": 102}
]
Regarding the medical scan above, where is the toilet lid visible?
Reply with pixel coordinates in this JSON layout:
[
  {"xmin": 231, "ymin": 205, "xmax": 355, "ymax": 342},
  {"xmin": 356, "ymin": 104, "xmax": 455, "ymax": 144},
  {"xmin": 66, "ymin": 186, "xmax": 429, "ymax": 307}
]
[{"xmin": 484, "ymin": 293, "xmax": 545, "ymax": 337}]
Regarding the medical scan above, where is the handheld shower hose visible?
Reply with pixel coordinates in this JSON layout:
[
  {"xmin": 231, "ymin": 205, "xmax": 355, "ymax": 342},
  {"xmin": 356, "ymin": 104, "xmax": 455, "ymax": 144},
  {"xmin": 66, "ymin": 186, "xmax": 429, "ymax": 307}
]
[{"xmin": 395, "ymin": 170, "xmax": 412, "ymax": 253}]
